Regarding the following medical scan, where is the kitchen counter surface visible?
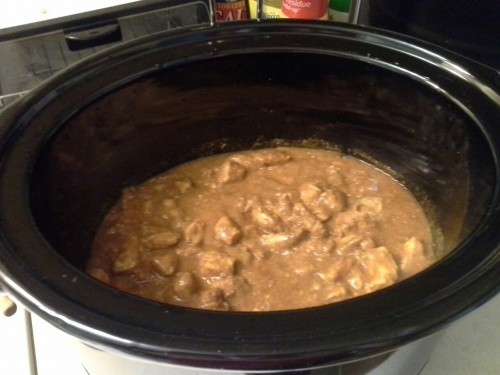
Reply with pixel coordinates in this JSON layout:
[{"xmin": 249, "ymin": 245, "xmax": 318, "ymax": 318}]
[
  {"xmin": 0, "ymin": 0, "xmax": 139, "ymax": 29},
  {"xmin": 421, "ymin": 293, "xmax": 500, "ymax": 375}
]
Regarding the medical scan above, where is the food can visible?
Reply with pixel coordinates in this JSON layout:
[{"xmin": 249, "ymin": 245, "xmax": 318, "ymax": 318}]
[
  {"xmin": 328, "ymin": 0, "xmax": 351, "ymax": 22},
  {"xmin": 214, "ymin": 0, "xmax": 250, "ymax": 22},
  {"xmin": 281, "ymin": 0, "xmax": 328, "ymax": 20},
  {"xmin": 248, "ymin": 0, "xmax": 284, "ymax": 19}
]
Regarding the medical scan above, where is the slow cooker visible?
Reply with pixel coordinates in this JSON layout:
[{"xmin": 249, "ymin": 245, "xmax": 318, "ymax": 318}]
[{"xmin": 0, "ymin": 21, "xmax": 499, "ymax": 374}]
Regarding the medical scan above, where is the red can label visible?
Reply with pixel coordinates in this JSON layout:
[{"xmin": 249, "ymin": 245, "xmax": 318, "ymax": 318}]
[
  {"xmin": 282, "ymin": 0, "xmax": 328, "ymax": 19},
  {"xmin": 215, "ymin": 0, "xmax": 249, "ymax": 22}
]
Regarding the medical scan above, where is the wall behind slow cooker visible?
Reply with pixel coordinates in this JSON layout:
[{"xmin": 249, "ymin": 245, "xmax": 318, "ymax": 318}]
[{"xmin": 359, "ymin": 0, "xmax": 500, "ymax": 69}]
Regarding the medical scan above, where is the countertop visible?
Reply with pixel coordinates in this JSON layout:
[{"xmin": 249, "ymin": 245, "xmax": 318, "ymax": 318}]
[
  {"xmin": 0, "ymin": 0, "xmax": 139, "ymax": 29},
  {"xmin": 421, "ymin": 293, "xmax": 500, "ymax": 375}
]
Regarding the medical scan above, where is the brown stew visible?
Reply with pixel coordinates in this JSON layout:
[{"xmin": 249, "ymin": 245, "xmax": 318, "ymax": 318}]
[{"xmin": 87, "ymin": 147, "xmax": 434, "ymax": 311}]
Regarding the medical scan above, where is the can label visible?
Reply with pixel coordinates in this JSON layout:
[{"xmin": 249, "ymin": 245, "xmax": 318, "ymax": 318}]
[
  {"xmin": 248, "ymin": 0, "xmax": 284, "ymax": 19},
  {"xmin": 282, "ymin": 0, "xmax": 328, "ymax": 19},
  {"xmin": 328, "ymin": 0, "xmax": 351, "ymax": 22},
  {"xmin": 215, "ymin": 0, "xmax": 250, "ymax": 22}
]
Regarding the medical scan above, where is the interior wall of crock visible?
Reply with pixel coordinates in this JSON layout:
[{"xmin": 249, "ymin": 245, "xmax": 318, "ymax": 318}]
[{"xmin": 28, "ymin": 52, "xmax": 488, "ymax": 270}]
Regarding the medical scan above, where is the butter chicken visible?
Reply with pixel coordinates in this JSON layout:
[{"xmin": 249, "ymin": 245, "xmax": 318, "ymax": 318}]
[{"xmin": 87, "ymin": 147, "xmax": 434, "ymax": 311}]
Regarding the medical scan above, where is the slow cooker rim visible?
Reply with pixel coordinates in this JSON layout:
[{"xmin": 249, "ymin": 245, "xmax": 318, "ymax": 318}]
[{"xmin": 0, "ymin": 21, "xmax": 499, "ymax": 369}]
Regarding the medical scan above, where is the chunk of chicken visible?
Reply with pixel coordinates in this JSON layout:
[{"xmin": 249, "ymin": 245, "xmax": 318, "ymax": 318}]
[
  {"xmin": 252, "ymin": 149, "xmax": 291, "ymax": 167},
  {"xmin": 198, "ymin": 250, "xmax": 236, "ymax": 279},
  {"xmin": 211, "ymin": 275, "xmax": 249, "ymax": 298},
  {"xmin": 345, "ymin": 263, "xmax": 365, "ymax": 292},
  {"xmin": 302, "ymin": 237, "xmax": 335, "ymax": 258},
  {"xmin": 299, "ymin": 183, "xmax": 322, "ymax": 204},
  {"xmin": 172, "ymin": 272, "xmax": 198, "ymax": 300},
  {"xmin": 214, "ymin": 215, "xmax": 242, "ymax": 245},
  {"xmin": 354, "ymin": 196, "xmax": 383, "ymax": 215},
  {"xmin": 326, "ymin": 166, "xmax": 345, "ymax": 187},
  {"xmin": 325, "ymin": 283, "xmax": 349, "ymax": 302},
  {"xmin": 331, "ymin": 211, "xmax": 376, "ymax": 238},
  {"xmin": 143, "ymin": 231, "xmax": 181, "ymax": 250},
  {"xmin": 152, "ymin": 253, "xmax": 179, "ymax": 276},
  {"xmin": 250, "ymin": 205, "xmax": 282, "ymax": 231},
  {"xmin": 185, "ymin": 220, "xmax": 205, "ymax": 245},
  {"xmin": 321, "ymin": 246, "xmax": 398, "ymax": 294},
  {"xmin": 156, "ymin": 199, "xmax": 183, "ymax": 224},
  {"xmin": 299, "ymin": 183, "xmax": 345, "ymax": 221},
  {"xmin": 112, "ymin": 235, "xmax": 140, "ymax": 273},
  {"xmin": 319, "ymin": 257, "xmax": 356, "ymax": 283},
  {"xmin": 260, "ymin": 226, "xmax": 307, "ymax": 251},
  {"xmin": 291, "ymin": 202, "xmax": 326, "ymax": 236},
  {"xmin": 174, "ymin": 178, "xmax": 194, "ymax": 193},
  {"xmin": 335, "ymin": 234, "xmax": 364, "ymax": 255},
  {"xmin": 320, "ymin": 189, "xmax": 346, "ymax": 214},
  {"xmin": 400, "ymin": 237, "xmax": 429, "ymax": 277},
  {"xmin": 359, "ymin": 246, "xmax": 398, "ymax": 292},
  {"xmin": 218, "ymin": 159, "xmax": 247, "ymax": 185},
  {"xmin": 241, "ymin": 227, "xmax": 269, "ymax": 259},
  {"xmin": 198, "ymin": 289, "xmax": 229, "ymax": 311},
  {"xmin": 87, "ymin": 267, "xmax": 111, "ymax": 284}
]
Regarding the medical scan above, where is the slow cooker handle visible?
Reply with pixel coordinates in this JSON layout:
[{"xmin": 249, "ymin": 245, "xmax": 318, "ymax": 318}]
[
  {"xmin": 0, "ymin": 284, "xmax": 17, "ymax": 317},
  {"xmin": 63, "ymin": 21, "xmax": 122, "ymax": 52}
]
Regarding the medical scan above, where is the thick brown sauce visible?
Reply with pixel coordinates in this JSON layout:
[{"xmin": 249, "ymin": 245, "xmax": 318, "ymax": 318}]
[{"xmin": 87, "ymin": 147, "xmax": 434, "ymax": 311}]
